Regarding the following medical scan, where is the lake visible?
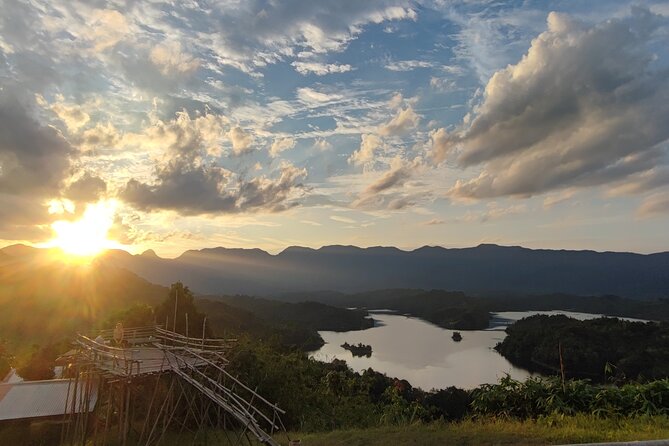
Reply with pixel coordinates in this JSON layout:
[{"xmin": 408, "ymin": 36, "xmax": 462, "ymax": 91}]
[{"xmin": 309, "ymin": 310, "xmax": 645, "ymax": 390}]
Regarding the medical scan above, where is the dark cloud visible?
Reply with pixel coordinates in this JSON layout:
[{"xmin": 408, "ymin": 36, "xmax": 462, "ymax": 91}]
[
  {"xmin": 353, "ymin": 158, "xmax": 424, "ymax": 210},
  {"xmin": 0, "ymin": 92, "xmax": 73, "ymax": 197},
  {"xmin": 0, "ymin": 91, "xmax": 76, "ymax": 239},
  {"xmin": 0, "ymin": 194, "xmax": 53, "ymax": 241},
  {"xmin": 65, "ymin": 173, "xmax": 108, "ymax": 202},
  {"xmin": 120, "ymin": 159, "xmax": 306, "ymax": 215},
  {"xmin": 434, "ymin": 8, "xmax": 669, "ymax": 199},
  {"xmin": 364, "ymin": 159, "xmax": 414, "ymax": 194}
]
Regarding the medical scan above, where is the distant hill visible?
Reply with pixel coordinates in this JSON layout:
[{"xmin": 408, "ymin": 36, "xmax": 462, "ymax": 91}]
[
  {"xmin": 3, "ymin": 243, "xmax": 669, "ymax": 299},
  {"xmin": 70, "ymin": 243, "xmax": 669, "ymax": 299},
  {"xmin": 0, "ymin": 245, "xmax": 168, "ymax": 344}
]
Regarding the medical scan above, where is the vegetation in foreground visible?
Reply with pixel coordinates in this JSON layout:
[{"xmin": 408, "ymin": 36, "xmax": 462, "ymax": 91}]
[{"xmin": 288, "ymin": 416, "xmax": 669, "ymax": 446}]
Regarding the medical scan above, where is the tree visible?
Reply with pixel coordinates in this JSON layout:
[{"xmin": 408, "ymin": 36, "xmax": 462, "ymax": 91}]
[
  {"xmin": 101, "ymin": 303, "xmax": 155, "ymax": 329},
  {"xmin": 17, "ymin": 344, "xmax": 57, "ymax": 381},
  {"xmin": 155, "ymin": 282, "xmax": 210, "ymax": 337}
]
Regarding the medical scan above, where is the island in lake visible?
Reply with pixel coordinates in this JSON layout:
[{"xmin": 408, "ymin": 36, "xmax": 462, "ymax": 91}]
[{"xmin": 341, "ymin": 342, "xmax": 372, "ymax": 357}]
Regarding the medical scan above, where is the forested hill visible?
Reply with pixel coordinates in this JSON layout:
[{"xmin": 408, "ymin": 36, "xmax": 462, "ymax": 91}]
[
  {"xmin": 87, "ymin": 243, "xmax": 669, "ymax": 298},
  {"xmin": 0, "ymin": 247, "xmax": 168, "ymax": 344}
]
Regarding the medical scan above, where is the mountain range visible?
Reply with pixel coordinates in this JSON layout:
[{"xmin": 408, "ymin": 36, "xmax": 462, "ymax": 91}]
[
  {"xmin": 82, "ymin": 244, "xmax": 669, "ymax": 299},
  {"xmin": 2, "ymin": 243, "xmax": 668, "ymax": 299}
]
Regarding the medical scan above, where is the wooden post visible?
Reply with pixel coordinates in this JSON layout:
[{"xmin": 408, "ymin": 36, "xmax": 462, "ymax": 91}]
[
  {"xmin": 173, "ymin": 287, "xmax": 178, "ymax": 333},
  {"xmin": 185, "ymin": 313, "xmax": 189, "ymax": 339},
  {"xmin": 559, "ymin": 341, "xmax": 566, "ymax": 392},
  {"xmin": 202, "ymin": 316, "xmax": 207, "ymax": 348}
]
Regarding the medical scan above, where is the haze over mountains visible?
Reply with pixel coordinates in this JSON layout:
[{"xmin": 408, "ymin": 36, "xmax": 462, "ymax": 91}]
[{"xmin": 74, "ymin": 244, "xmax": 669, "ymax": 299}]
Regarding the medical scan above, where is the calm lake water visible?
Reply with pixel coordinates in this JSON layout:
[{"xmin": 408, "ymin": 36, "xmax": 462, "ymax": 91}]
[{"xmin": 309, "ymin": 310, "xmax": 646, "ymax": 390}]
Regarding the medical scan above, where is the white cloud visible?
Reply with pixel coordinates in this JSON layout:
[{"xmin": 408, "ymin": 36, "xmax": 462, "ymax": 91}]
[
  {"xmin": 385, "ymin": 60, "xmax": 433, "ymax": 71},
  {"xmin": 227, "ymin": 127, "xmax": 254, "ymax": 156},
  {"xmin": 378, "ymin": 106, "xmax": 419, "ymax": 136},
  {"xmin": 89, "ymin": 9, "xmax": 130, "ymax": 51},
  {"xmin": 292, "ymin": 61, "xmax": 353, "ymax": 75},
  {"xmin": 348, "ymin": 134, "xmax": 384, "ymax": 166},
  {"xmin": 296, "ymin": 87, "xmax": 343, "ymax": 105},
  {"xmin": 439, "ymin": 9, "xmax": 669, "ymax": 199},
  {"xmin": 150, "ymin": 42, "xmax": 200, "ymax": 76},
  {"xmin": 270, "ymin": 137, "xmax": 296, "ymax": 157}
]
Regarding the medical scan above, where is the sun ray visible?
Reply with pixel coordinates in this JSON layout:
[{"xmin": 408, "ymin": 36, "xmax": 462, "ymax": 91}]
[{"xmin": 46, "ymin": 200, "xmax": 121, "ymax": 260}]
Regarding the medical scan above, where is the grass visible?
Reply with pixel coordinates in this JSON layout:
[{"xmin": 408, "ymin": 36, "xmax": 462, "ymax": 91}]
[
  {"xmin": 21, "ymin": 415, "xmax": 663, "ymax": 445},
  {"xmin": 286, "ymin": 415, "xmax": 669, "ymax": 446}
]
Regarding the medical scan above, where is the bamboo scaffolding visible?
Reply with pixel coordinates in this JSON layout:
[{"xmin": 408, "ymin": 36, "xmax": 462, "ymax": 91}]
[{"xmin": 59, "ymin": 325, "xmax": 287, "ymax": 446}]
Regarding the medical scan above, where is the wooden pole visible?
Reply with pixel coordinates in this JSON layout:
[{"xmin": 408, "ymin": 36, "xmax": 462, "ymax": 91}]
[
  {"xmin": 559, "ymin": 341, "xmax": 566, "ymax": 392},
  {"xmin": 185, "ymin": 313, "xmax": 189, "ymax": 339},
  {"xmin": 173, "ymin": 287, "xmax": 178, "ymax": 333},
  {"xmin": 202, "ymin": 316, "xmax": 207, "ymax": 346}
]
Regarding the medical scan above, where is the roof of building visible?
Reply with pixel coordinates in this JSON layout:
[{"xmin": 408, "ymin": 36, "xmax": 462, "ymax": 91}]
[{"xmin": 0, "ymin": 379, "xmax": 97, "ymax": 421}]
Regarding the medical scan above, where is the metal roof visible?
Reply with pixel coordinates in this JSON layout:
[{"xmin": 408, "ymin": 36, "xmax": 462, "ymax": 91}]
[{"xmin": 0, "ymin": 379, "xmax": 97, "ymax": 421}]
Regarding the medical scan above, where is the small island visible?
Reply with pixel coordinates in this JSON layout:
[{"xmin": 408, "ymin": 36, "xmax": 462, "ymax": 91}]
[
  {"xmin": 452, "ymin": 331, "xmax": 462, "ymax": 342},
  {"xmin": 341, "ymin": 342, "xmax": 372, "ymax": 357}
]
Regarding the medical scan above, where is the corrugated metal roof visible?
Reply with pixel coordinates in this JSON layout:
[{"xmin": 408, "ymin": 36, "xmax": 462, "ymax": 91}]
[{"xmin": 0, "ymin": 379, "xmax": 98, "ymax": 421}]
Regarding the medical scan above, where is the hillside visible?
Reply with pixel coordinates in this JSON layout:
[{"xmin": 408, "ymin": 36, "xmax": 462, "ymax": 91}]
[
  {"xmin": 0, "ymin": 246, "xmax": 168, "ymax": 345},
  {"xmin": 85, "ymin": 244, "xmax": 669, "ymax": 298}
]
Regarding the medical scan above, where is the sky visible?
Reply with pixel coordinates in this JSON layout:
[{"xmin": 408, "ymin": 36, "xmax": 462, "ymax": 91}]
[{"xmin": 1, "ymin": 0, "xmax": 668, "ymax": 257}]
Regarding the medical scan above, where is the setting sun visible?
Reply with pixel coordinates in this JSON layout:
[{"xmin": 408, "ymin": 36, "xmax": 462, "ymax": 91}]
[{"xmin": 48, "ymin": 200, "xmax": 119, "ymax": 258}]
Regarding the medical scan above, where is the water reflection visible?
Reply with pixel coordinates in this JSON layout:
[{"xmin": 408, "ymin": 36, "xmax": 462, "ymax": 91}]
[
  {"xmin": 310, "ymin": 312, "xmax": 533, "ymax": 391},
  {"xmin": 310, "ymin": 310, "xmax": 649, "ymax": 391}
]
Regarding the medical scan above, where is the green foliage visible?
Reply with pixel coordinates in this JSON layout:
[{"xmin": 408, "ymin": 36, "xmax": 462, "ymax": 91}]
[
  {"xmin": 471, "ymin": 375, "xmax": 669, "ymax": 419},
  {"xmin": 100, "ymin": 303, "xmax": 155, "ymax": 329},
  {"xmin": 16, "ymin": 344, "xmax": 59, "ymax": 381},
  {"xmin": 205, "ymin": 295, "xmax": 374, "ymax": 332},
  {"xmin": 155, "ymin": 282, "xmax": 209, "ymax": 337},
  {"xmin": 196, "ymin": 299, "xmax": 324, "ymax": 349},
  {"xmin": 496, "ymin": 315, "xmax": 669, "ymax": 381}
]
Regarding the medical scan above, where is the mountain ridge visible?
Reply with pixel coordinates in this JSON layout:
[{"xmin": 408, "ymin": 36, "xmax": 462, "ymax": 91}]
[{"xmin": 3, "ymin": 243, "xmax": 668, "ymax": 299}]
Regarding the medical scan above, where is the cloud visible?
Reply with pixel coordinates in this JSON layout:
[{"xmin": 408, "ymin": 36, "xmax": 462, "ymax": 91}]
[
  {"xmin": 422, "ymin": 218, "xmax": 445, "ymax": 225},
  {"xmin": 0, "ymin": 91, "xmax": 74, "ymax": 238},
  {"xmin": 348, "ymin": 134, "xmax": 384, "ymax": 166},
  {"xmin": 378, "ymin": 106, "xmax": 419, "ymax": 136},
  {"xmin": 330, "ymin": 215, "xmax": 357, "ymax": 224},
  {"xmin": 292, "ymin": 61, "xmax": 352, "ymax": 75},
  {"xmin": 430, "ymin": 77, "xmax": 457, "ymax": 92},
  {"xmin": 364, "ymin": 157, "xmax": 415, "ymax": 194},
  {"xmin": 296, "ymin": 87, "xmax": 342, "ymax": 105},
  {"xmin": 607, "ymin": 166, "xmax": 669, "ymax": 196},
  {"xmin": 126, "ymin": 111, "xmax": 228, "ymax": 158},
  {"xmin": 348, "ymin": 156, "xmax": 424, "ymax": 210},
  {"xmin": 121, "ymin": 161, "xmax": 307, "ymax": 216},
  {"xmin": 50, "ymin": 101, "xmax": 90, "ymax": 132},
  {"xmin": 438, "ymin": 9, "xmax": 669, "ymax": 199},
  {"xmin": 77, "ymin": 122, "xmax": 121, "ymax": 152},
  {"xmin": 270, "ymin": 137, "xmax": 296, "ymax": 157},
  {"xmin": 637, "ymin": 191, "xmax": 669, "ymax": 217},
  {"xmin": 89, "ymin": 9, "xmax": 131, "ymax": 51},
  {"xmin": 385, "ymin": 60, "xmax": 433, "ymax": 71},
  {"xmin": 0, "ymin": 92, "xmax": 73, "ymax": 197},
  {"xmin": 543, "ymin": 190, "xmax": 577, "ymax": 209},
  {"xmin": 227, "ymin": 126, "xmax": 254, "ymax": 156},
  {"xmin": 150, "ymin": 42, "xmax": 200, "ymax": 77},
  {"xmin": 65, "ymin": 173, "xmax": 108, "ymax": 203},
  {"xmin": 173, "ymin": 1, "xmax": 416, "ymax": 74}
]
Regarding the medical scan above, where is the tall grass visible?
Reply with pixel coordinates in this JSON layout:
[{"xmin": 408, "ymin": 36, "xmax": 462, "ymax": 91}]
[{"xmin": 471, "ymin": 375, "xmax": 669, "ymax": 418}]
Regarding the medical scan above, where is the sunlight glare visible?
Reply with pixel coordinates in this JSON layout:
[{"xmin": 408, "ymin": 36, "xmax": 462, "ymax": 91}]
[{"xmin": 49, "ymin": 200, "xmax": 120, "ymax": 258}]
